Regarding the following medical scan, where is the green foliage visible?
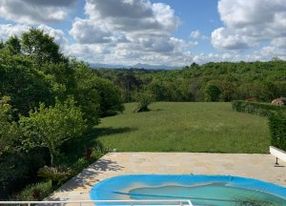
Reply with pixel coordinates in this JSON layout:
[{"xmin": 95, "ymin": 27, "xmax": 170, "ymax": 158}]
[
  {"xmin": 0, "ymin": 41, "xmax": 4, "ymax": 49},
  {"xmin": 38, "ymin": 166, "xmax": 71, "ymax": 186},
  {"xmin": 232, "ymin": 100, "xmax": 286, "ymax": 116},
  {"xmin": 114, "ymin": 72, "xmax": 143, "ymax": 102},
  {"xmin": 0, "ymin": 96, "xmax": 19, "ymax": 155},
  {"xmin": 19, "ymin": 98, "xmax": 87, "ymax": 166},
  {"xmin": 269, "ymin": 111, "xmax": 286, "ymax": 151},
  {"xmin": 232, "ymin": 100, "xmax": 286, "ymax": 151},
  {"xmin": 134, "ymin": 92, "xmax": 154, "ymax": 112},
  {"xmin": 21, "ymin": 28, "xmax": 64, "ymax": 64},
  {"xmin": 97, "ymin": 61, "xmax": 286, "ymax": 103},
  {"xmin": 0, "ymin": 51, "xmax": 53, "ymax": 116},
  {"xmin": 204, "ymin": 83, "xmax": 221, "ymax": 102},
  {"xmin": 15, "ymin": 181, "xmax": 53, "ymax": 201},
  {"xmin": 5, "ymin": 36, "xmax": 21, "ymax": 55},
  {"xmin": 0, "ymin": 148, "xmax": 48, "ymax": 200},
  {"xmin": 0, "ymin": 29, "xmax": 123, "ymax": 200},
  {"xmin": 73, "ymin": 62, "xmax": 124, "ymax": 125}
]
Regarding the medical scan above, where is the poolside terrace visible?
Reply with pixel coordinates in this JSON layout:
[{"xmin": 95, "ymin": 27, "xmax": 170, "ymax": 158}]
[{"xmin": 49, "ymin": 152, "xmax": 286, "ymax": 201}]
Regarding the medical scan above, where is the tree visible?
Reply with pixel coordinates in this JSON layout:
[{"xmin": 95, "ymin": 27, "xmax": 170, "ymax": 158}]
[
  {"xmin": 134, "ymin": 91, "xmax": 154, "ymax": 113},
  {"xmin": 204, "ymin": 84, "xmax": 221, "ymax": 102},
  {"xmin": 19, "ymin": 98, "xmax": 87, "ymax": 166},
  {"xmin": 115, "ymin": 73, "xmax": 142, "ymax": 102},
  {"xmin": 21, "ymin": 29, "xmax": 63, "ymax": 64},
  {"xmin": 5, "ymin": 36, "xmax": 21, "ymax": 55},
  {"xmin": 74, "ymin": 62, "xmax": 124, "ymax": 124},
  {"xmin": 0, "ymin": 41, "xmax": 4, "ymax": 50},
  {"xmin": 0, "ymin": 96, "xmax": 20, "ymax": 156},
  {"xmin": 0, "ymin": 51, "xmax": 53, "ymax": 116}
]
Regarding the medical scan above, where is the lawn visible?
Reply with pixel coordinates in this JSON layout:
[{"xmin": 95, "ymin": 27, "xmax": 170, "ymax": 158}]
[{"xmin": 95, "ymin": 102, "xmax": 270, "ymax": 153}]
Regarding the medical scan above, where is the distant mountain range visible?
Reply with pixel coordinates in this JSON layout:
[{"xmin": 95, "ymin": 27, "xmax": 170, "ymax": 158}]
[{"xmin": 90, "ymin": 63, "xmax": 178, "ymax": 70}]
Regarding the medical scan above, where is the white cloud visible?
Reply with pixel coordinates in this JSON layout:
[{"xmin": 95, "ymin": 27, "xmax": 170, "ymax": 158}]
[
  {"xmin": 0, "ymin": 24, "xmax": 68, "ymax": 47},
  {"xmin": 212, "ymin": 0, "xmax": 286, "ymax": 55},
  {"xmin": 211, "ymin": 27, "xmax": 251, "ymax": 50},
  {"xmin": 0, "ymin": 0, "xmax": 76, "ymax": 24},
  {"xmin": 190, "ymin": 30, "xmax": 201, "ymax": 39},
  {"xmin": 0, "ymin": 24, "xmax": 29, "ymax": 40},
  {"xmin": 37, "ymin": 25, "xmax": 68, "ymax": 46},
  {"xmin": 84, "ymin": 0, "xmax": 179, "ymax": 33},
  {"xmin": 69, "ymin": 18, "xmax": 113, "ymax": 44},
  {"xmin": 68, "ymin": 0, "xmax": 194, "ymax": 66},
  {"xmin": 190, "ymin": 30, "xmax": 208, "ymax": 40}
]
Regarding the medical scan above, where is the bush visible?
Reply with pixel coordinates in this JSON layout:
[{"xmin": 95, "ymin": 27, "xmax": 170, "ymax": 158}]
[
  {"xmin": 269, "ymin": 111, "xmax": 286, "ymax": 151},
  {"xmin": 204, "ymin": 84, "xmax": 221, "ymax": 102},
  {"xmin": 232, "ymin": 100, "xmax": 286, "ymax": 116},
  {"xmin": 38, "ymin": 166, "xmax": 71, "ymax": 186},
  {"xmin": 20, "ymin": 98, "xmax": 87, "ymax": 166},
  {"xmin": 134, "ymin": 92, "xmax": 154, "ymax": 113},
  {"xmin": 15, "ymin": 181, "xmax": 52, "ymax": 201}
]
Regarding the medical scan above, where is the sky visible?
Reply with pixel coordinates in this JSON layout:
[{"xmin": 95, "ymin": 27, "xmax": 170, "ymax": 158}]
[{"xmin": 0, "ymin": 0, "xmax": 286, "ymax": 66}]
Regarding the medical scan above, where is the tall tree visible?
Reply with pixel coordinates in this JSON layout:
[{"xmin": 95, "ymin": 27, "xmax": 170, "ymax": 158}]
[{"xmin": 21, "ymin": 29, "xmax": 63, "ymax": 65}]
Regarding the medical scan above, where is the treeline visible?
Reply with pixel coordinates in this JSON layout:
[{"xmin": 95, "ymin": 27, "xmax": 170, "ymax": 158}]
[
  {"xmin": 0, "ymin": 29, "xmax": 123, "ymax": 199},
  {"xmin": 97, "ymin": 61, "xmax": 286, "ymax": 103}
]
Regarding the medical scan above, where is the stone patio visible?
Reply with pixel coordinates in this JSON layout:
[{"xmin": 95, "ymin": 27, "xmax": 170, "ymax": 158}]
[{"xmin": 49, "ymin": 152, "xmax": 286, "ymax": 201}]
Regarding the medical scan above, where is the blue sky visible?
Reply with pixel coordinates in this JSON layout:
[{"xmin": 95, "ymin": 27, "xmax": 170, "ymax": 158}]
[{"xmin": 0, "ymin": 0, "xmax": 285, "ymax": 66}]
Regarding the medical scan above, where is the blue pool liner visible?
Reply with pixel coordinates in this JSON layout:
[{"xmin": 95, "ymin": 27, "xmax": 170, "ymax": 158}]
[{"xmin": 90, "ymin": 174, "xmax": 286, "ymax": 200}]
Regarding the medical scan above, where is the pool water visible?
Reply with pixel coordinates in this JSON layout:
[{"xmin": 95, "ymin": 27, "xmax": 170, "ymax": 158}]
[
  {"xmin": 129, "ymin": 183, "xmax": 285, "ymax": 205},
  {"xmin": 90, "ymin": 175, "xmax": 286, "ymax": 206}
]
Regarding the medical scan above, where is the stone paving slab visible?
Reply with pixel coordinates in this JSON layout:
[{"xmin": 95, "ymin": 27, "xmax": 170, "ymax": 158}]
[{"xmin": 49, "ymin": 152, "xmax": 286, "ymax": 201}]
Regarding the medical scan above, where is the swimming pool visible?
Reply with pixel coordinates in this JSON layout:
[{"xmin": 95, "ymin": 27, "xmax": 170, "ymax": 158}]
[{"xmin": 90, "ymin": 175, "xmax": 286, "ymax": 206}]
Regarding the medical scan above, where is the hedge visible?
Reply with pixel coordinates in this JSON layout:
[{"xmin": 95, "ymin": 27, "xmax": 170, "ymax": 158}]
[
  {"xmin": 232, "ymin": 100, "xmax": 286, "ymax": 151},
  {"xmin": 269, "ymin": 111, "xmax": 286, "ymax": 151},
  {"xmin": 232, "ymin": 100, "xmax": 286, "ymax": 117}
]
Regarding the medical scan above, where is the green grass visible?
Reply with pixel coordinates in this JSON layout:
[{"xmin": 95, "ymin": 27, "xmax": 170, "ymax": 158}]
[{"xmin": 95, "ymin": 102, "xmax": 270, "ymax": 153}]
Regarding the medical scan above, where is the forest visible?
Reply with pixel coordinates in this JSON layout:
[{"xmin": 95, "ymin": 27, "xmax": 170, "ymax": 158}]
[
  {"xmin": 0, "ymin": 28, "xmax": 285, "ymax": 200},
  {"xmin": 97, "ymin": 61, "xmax": 286, "ymax": 103}
]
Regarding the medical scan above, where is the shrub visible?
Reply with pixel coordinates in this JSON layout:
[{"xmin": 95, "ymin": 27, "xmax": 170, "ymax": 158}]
[
  {"xmin": 269, "ymin": 111, "xmax": 286, "ymax": 151},
  {"xmin": 38, "ymin": 166, "xmax": 71, "ymax": 186},
  {"xmin": 134, "ymin": 92, "xmax": 154, "ymax": 113},
  {"xmin": 20, "ymin": 98, "xmax": 87, "ymax": 166},
  {"xmin": 204, "ymin": 84, "xmax": 221, "ymax": 102},
  {"xmin": 232, "ymin": 100, "xmax": 286, "ymax": 116},
  {"xmin": 15, "ymin": 181, "xmax": 52, "ymax": 201}
]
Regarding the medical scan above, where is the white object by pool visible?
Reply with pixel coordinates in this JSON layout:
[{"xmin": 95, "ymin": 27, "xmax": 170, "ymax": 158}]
[{"xmin": 270, "ymin": 146, "xmax": 286, "ymax": 165}]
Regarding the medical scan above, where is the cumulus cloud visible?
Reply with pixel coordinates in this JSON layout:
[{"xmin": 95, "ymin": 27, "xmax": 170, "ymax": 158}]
[
  {"xmin": 0, "ymin": 24, "xmax": 29, "ymax": 40},
  {"xmin": 0, "ymin": 24, "xmax": 68, "ymax": 46},
  {"xmin": 211, "ymin": 27, "xmax": 251, "ymax": 50},
  {"xmin": 212, "ymin": 0, "xmax": 286, "ymax": 54},
  {"xmin": 0, "ymin": 0, "xmax": 77, "ymax": 24},
  {"xmin": 84, "ymin": 0, "xmax": 179, "ymax": 33},
  {"xmin": 69, "ymin": 18, "xmax": 113, "ymax": 44},
  {"xmin": 68, "ymin": 0, "xmax": 194, "ymax": 66}
]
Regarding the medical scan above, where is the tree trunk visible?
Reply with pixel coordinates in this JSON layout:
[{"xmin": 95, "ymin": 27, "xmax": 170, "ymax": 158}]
[{"xmin": 49, "ymin": 150, "xmax": 54, "ymax": 167}]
